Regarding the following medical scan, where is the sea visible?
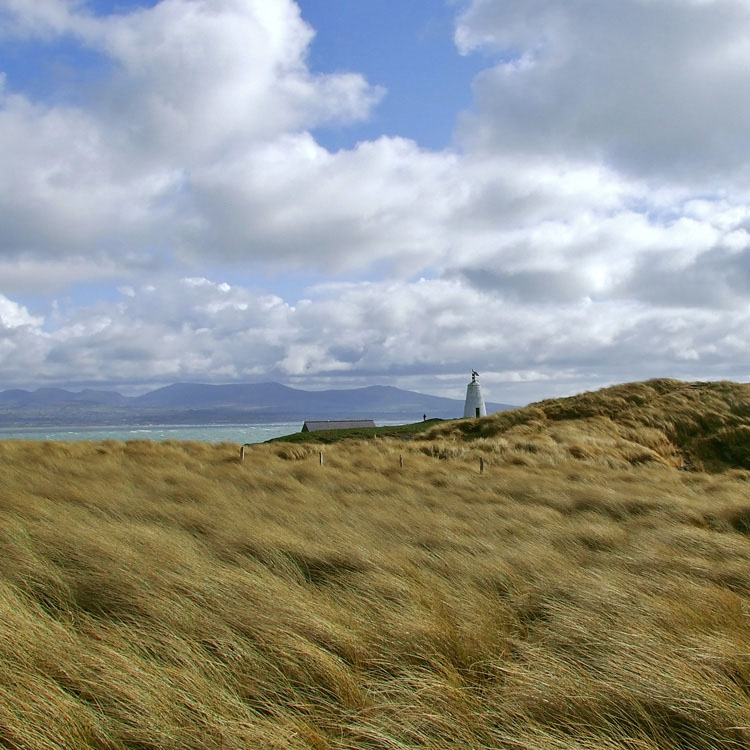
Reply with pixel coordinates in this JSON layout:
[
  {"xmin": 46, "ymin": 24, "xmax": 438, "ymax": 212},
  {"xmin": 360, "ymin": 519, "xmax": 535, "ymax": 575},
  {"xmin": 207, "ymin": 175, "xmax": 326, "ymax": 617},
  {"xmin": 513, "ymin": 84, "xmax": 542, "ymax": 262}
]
[{"xmin": 0, "ymin": 420, "xmax": 407, "ymax": 444}]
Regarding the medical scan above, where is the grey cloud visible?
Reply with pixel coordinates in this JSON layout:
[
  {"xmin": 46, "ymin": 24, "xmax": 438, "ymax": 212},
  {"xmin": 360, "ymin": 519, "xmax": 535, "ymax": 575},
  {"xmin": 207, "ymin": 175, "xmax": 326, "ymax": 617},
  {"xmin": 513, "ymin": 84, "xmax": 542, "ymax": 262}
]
[
  {"xmin": 456, "ymin": 0, "xmax": 750, "ymax": 183},
  {"xmin": 615, "ymin": 245, "xmax": 750, "ymax": 309},
  {"xmin": 454, "ymin": 267, "xmax": 592, "ymax": 304}
]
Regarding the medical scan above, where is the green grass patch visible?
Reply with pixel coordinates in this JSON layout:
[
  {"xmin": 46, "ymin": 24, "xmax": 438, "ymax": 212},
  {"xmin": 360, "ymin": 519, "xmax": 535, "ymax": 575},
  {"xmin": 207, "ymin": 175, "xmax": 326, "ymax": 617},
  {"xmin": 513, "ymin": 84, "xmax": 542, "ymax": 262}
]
[{"xmin": 266, "ymin": 417, "xmax": 447, "ymax": 444}]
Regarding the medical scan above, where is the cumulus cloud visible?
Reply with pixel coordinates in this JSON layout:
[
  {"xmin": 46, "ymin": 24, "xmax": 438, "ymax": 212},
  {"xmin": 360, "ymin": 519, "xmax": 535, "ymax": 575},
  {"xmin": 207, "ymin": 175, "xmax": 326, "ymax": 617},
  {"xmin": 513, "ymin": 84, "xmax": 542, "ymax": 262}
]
[
  {"xmin": 180, "ymin": 134, "xmax": 460, "ymax": 271},
  {"xmin": 92, "ymin": 0, "xmax": 381, "ymax": 152},
  {"xmin": 0, "ymin": 276, "xmax": 747, "ymax": 404},
  {"xmin": 0, "ymin": 0, "xmax": 748, "ymax": 398},
  {"xmin": 0, "ymin": 293, "xmax": 42, "ymax": 328},
  {"xmin": 0, "ymin": 0, "xmax": 386, "ymax": 265},
  {"xmin": 431, "ymin": 0, "xmax": 750, "ymax": 329},
  {"xmin": 455, "ymin": 0, "xmax": 750, "ymax": 183}
]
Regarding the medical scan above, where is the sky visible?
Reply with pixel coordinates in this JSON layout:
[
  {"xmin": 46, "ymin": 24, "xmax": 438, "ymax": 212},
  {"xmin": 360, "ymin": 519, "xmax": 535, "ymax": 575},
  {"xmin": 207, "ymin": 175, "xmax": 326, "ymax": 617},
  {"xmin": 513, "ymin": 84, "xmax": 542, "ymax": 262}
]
[{"xmin": 0, "ymin": 0, "xmax": 749, "ymax": 404}]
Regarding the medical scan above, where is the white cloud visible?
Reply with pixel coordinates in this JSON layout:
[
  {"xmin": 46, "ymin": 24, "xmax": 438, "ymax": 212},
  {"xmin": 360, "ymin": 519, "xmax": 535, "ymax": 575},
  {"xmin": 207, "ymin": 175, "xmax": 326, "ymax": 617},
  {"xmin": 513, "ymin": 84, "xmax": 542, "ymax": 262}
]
[
  {"xmin": 0, "ymin": 294, "xmax": 42, "ymax": 328},
  {"xmin": 0, "ymin": 0, "xmax": 748, "ymax": 398},
  {"xmin": 91, "ymin": 0, "xmax": 382, "ymax": 152},
  {"xmin": 0, "ymin": 277, "xmax": 746, "ymax": 404},
  {"xmin": 0, "ymin": 0, "xmax": 84, "ymax": 38},
  {"xmin": 180, "ymin": 134, "xmax": 459, "ymax": 271},
  {"xmin": 0, "ymin": 0, "xmax": 385, "ymax": 265}
]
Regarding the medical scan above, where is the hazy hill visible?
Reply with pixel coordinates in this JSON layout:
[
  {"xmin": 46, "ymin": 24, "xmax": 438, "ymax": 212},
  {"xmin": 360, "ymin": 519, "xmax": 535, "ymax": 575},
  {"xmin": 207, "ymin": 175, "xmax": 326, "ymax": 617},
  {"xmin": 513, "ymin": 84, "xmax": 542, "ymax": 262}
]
[
  {"xmin": 0, "ymin": 382, "xmax": 513, "ymax": 426},
  {"xmin": 133, "ymin": 382, "xmax": 510, "ymax": 417},
  {"xmin": 427, "ymin": 378, "xmax": 750, "ymax": 472},
  {"xmin": 0, "ymin": 387, "xmax": 128, "ymax": 407},
  {"xmin": 132, "ymin": 382, "xmax": 298, "ymax": 408}
]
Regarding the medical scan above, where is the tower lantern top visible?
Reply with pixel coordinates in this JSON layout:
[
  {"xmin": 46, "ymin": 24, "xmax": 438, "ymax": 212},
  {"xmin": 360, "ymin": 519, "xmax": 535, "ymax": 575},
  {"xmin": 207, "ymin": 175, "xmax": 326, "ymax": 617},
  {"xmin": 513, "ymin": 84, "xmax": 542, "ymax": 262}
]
[{"xmin": 471, "ymin": 370, "xmax": 479, "ymax": 383}]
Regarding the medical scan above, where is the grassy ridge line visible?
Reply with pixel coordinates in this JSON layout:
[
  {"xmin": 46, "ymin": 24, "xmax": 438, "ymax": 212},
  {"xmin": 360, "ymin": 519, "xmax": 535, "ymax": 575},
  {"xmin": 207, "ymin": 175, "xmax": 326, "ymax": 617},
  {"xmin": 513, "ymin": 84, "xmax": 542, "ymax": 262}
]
[
  {"xmin": 266, "ymin": 417, "xmax": 445, "ymax": 444},
  {"xmin": 426, "ymin": 378, "xmax": 750, "ymax": 472}
]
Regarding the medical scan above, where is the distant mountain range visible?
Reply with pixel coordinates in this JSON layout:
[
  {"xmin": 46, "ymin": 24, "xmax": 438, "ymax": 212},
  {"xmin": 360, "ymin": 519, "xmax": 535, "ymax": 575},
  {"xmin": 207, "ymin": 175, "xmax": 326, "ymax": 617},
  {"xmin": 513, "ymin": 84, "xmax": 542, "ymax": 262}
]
[{"xmin": 0, "ymin": 383, "xmax": 514, "ymax": 427}]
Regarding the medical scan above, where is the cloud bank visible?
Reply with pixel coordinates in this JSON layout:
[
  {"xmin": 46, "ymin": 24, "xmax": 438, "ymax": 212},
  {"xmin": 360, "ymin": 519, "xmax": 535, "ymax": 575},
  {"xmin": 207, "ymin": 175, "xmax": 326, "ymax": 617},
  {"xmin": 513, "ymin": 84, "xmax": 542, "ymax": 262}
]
[{"xmin": 0, "ymin": 0, "xmax": 748, "ymax": 401}]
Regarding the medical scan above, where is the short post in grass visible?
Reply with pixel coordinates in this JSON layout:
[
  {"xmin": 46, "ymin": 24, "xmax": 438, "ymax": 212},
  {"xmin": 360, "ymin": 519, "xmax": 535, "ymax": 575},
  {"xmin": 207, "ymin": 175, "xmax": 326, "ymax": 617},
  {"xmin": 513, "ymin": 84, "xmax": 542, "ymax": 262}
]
[
  {"xmin": 319, "ymin": 451, "xmax": 324, "ymax": 466},
  {"xmin": 480, "ymin": 456, "xmax": 484, "ymax": 474},
  {"xmin": 400, "ymin": 454, "xmax": 403, "ymax": 468},
  {"xmin": 240, "ymin": 445, "xmax": 245, "ymax": 461}
]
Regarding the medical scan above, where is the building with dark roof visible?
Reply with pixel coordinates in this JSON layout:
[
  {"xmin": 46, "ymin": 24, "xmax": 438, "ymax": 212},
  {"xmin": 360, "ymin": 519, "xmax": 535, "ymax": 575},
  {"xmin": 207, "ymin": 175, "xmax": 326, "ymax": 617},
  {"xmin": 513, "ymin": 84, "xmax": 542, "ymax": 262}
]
[{"xmin": 301, "ymin": 419, "xmax": 376, "ymax": 432}]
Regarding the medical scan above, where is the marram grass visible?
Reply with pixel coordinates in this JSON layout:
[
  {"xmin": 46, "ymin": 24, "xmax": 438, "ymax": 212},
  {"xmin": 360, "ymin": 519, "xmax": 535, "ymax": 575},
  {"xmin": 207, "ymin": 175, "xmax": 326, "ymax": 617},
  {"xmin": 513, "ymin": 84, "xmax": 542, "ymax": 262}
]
[{"xmin": 0, "ymin": 380, "xmax": 749, "ymax": 748}]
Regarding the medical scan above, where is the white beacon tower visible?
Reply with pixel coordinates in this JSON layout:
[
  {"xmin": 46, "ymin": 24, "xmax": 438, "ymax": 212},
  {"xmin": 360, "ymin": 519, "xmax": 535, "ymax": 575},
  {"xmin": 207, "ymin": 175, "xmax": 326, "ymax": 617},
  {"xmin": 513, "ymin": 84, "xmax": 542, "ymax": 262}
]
[{"xmin": 463, "ymin": 370, "xmax": 487, "ymax": 418}]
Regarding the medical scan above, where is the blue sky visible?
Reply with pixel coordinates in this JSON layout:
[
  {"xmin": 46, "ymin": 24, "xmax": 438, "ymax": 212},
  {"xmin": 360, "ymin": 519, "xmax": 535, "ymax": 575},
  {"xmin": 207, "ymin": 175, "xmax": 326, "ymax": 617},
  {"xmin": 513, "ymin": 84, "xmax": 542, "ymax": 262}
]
[
  {"xmin": 1, "ymin": 0, "xmax": 483, "ymax": 310},
  {"xmin": 1, "ymin": 0, "xmax": 486, "ymax": 151},
  {"xmin": 299, "ymin": 0, "xmax": 487, "ymax": 150},
  {"xmin": 0, "ymin": 0, "xmax": 748, "ymax": 401}
]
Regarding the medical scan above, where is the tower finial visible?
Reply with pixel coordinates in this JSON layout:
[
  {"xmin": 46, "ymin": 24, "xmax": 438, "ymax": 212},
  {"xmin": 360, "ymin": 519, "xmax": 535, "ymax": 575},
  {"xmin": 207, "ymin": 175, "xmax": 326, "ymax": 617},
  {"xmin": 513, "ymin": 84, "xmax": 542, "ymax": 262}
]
[{"xmin": 472, "ymin": 369, "xmax": 479, "ymax": 382}]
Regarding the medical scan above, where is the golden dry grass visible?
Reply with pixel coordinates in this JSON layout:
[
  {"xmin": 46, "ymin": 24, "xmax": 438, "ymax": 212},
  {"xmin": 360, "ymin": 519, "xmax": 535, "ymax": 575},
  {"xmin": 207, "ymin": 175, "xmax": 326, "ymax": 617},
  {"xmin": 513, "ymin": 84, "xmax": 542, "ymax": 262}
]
[
  {"xmin": 0, "ymin": 380, "xmax": 748, "ymax": 748},
  {"xmin": 428, "ymin": 378, "xmax": 750, "ymax": 473}
]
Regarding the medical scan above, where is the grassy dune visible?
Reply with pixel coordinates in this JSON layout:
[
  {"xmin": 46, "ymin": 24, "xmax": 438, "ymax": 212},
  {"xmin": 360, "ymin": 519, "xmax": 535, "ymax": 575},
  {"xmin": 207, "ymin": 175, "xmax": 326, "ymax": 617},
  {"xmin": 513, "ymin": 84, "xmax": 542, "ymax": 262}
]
[
  {"xmin": 0, "ymin": 380, "xmax": 749, "ymax": 748},
  {"xmin": 425, "ymin": 378, "xmax": 750, "ymax": 474}
]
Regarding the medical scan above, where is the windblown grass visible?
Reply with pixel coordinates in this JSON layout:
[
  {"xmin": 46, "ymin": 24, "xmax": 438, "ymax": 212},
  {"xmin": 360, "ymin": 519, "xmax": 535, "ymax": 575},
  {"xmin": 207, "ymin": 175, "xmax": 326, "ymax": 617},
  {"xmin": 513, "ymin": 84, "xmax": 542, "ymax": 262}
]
[
  {"xmin": 428, "ymin": 378, "xmax": 750, "ymax": 472},
  {"xmin": 0, "ymin": 380, "xmax": 749, "ymax": 748}
]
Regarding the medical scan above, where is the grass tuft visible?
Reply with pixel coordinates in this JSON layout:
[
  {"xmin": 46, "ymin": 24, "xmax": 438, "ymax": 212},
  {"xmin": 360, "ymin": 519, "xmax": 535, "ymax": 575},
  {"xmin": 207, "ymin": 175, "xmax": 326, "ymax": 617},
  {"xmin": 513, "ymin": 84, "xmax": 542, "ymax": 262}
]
[{"xmin": 0, "ymin": 379, "xmax": 749, "ymax": 747}]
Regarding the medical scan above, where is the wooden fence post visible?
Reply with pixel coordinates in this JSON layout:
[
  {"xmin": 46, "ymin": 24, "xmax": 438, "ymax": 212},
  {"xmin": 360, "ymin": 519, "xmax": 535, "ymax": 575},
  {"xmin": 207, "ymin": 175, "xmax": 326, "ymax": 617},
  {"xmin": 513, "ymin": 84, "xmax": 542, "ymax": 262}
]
[
  {"xmin": 319, "ymin": 451, "xmax": 324, "ymax": 466},
  {"xmin": 240, "ymin": 445, "xmax": 245, "ymax": 462},
  {"xmin": 399, "ymin": 454, "xmax": 403, "ymax": 468},
  {"xmin": 480, "ymin": 456, "xmax": 484, "ymax": 474}
]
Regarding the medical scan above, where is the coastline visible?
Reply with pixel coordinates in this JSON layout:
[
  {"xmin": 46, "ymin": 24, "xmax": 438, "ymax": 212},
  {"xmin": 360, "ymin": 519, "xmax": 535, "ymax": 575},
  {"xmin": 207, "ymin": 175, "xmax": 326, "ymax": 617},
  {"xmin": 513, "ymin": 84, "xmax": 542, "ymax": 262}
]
[{"xmin": 0, "ymin": 419, "xmax": 409, "ymax": 443}]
